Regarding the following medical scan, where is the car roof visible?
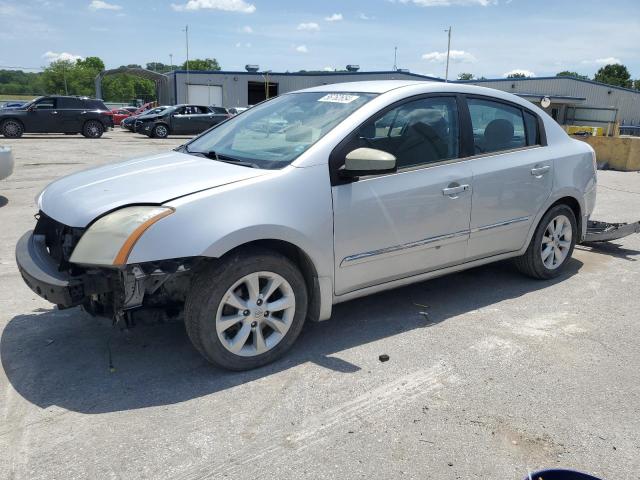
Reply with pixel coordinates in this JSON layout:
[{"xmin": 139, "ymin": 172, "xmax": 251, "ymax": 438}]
[{"xmin": 298, "ymin": 80, "xmax": 431, "ymax": 94}]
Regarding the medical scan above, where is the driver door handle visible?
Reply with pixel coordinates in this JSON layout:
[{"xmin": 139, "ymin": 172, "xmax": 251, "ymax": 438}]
[
  {"xmin": 442, "ymin": 184, "xmax": 470, "ymax": 197},
  {"xmin": 50, "ymin": 111, "xmax": 59, "ymax": 115},
  {"xmin": 531, "ymin": 165, "xmax": 550, "ymax": 176}
]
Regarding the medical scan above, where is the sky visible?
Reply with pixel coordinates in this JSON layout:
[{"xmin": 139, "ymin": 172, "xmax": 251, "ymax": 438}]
[{"xmin": 1, "ymin": 0, "xmax": 639, "ymax": 80}]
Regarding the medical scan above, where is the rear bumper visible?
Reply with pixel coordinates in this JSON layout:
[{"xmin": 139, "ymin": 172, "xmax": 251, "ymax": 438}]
[{"xmin": 15, "ymin": 231, "xmax": 110, "ymax": 308}]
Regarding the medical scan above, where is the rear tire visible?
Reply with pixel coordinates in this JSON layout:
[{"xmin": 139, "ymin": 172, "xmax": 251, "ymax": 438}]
[
  {"xmin": 184, "ymin": 248, "xmax": 308, "ymax": 370},
  {"xmin": 515, "ymin": 204, "xmax": 577, "ymax": 279},
  {"xmin": 151, "ymin": 124, "xmax": 169, "ymax": 139},
  {"xmin": 1, "ymin": 119, "xmax": 23, "ymax": 138},
  {"xmin": 82, "ymin": 120, "xmax": 104, "ymax": 138}
]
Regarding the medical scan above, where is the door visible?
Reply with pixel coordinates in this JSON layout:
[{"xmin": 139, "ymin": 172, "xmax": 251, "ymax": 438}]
[
  {"xmin": 332, "ymin": 96, "xmax": 473, "ymax": 295},
  {"xmin": 57, "ymin": 97, "xmax": 84, "ymax": 132},
  {"xmin": 187, "ymin": 84, "xmax": 223, "ymax": 106},
  {"xmin": 169, "ymin": 106, "xmax": 190, "ymax": 134},
  {"xmin": 464, "ymin": 97, "xmax": 553, "ymax": 259},
  {"xmin": 27, "ymin": 97, "xmax": 59, "ymax": 132},
  {"xmin": 190, "ymin": 106, "xmax": 219, "ymax": 133}
]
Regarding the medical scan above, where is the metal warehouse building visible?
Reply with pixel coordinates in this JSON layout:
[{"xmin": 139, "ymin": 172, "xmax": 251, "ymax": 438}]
[
  {"xmin": 157, "ymin": 68, "xmax": 640, "ymax": 132},
  {"xmin": 162, "ymin": 69, "xmax": 441, "ymax": 107}
]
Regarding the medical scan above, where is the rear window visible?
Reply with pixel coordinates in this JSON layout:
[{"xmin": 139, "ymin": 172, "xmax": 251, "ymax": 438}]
[
  {"xmin": 211, "ymin": 107, "xmax": 228, "ymax": 115},
  {"xmin": 58, "ymin": 97, "xmax": 84, "ymax": 109},
  {"xmin": 84, "ymin": 99, "xmax": 108, "ymax": 110}
]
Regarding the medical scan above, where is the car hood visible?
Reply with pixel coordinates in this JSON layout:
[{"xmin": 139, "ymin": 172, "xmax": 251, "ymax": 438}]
[{"xmin": 39, "ymin": 151, "xmax": 269, "ymax": 227}]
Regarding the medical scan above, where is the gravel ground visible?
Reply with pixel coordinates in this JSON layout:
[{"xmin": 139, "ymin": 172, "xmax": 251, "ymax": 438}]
[{"xmin": 1, "ymin": 129, "xmax": 639, "ymax": 480}]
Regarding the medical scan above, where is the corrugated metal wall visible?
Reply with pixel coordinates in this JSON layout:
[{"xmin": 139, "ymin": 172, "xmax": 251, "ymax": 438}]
[
  {"xmin": 170, "ymin": 71, "xmax": 440, "ymax": 108},
  {"xmin": 465, "ymin": 77, "xmax": 640, "ymax": 124}
]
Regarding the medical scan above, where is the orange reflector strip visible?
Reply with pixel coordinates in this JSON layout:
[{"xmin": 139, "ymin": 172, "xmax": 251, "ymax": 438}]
[{"xmin": 112, "ymin": 208, "xmax": 174, "ymax": 266}]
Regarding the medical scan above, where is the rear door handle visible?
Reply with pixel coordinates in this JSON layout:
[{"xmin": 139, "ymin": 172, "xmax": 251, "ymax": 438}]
[
  {"xmin": 442, "ymin": 184, "xmax": 470, "ymax": 197},
  {"xmin": 531, "ymin": 165, "xmax": 550, "ymax": 176}
]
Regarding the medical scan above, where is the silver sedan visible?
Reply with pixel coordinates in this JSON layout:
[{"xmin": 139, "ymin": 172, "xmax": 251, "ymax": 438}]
[{"xmin": 16, "ymin": 81, "xmax": 597, "ymax": 370}]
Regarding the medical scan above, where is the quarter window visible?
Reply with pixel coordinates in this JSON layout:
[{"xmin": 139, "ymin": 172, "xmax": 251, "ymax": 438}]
[
  {"xmin": 355, "ymin": 97, "xmax": 459, "ymax": 169},
  {"xmin": 523, "ymin": 110, "xmax": 540, "ymax": 146},
  {"xmin": 35, "ymin": 98, "xmax": 56, "ymax": 110},
  {"xmin": 468, "ymin": 98, "xmax": 526, "ymax": 154}
]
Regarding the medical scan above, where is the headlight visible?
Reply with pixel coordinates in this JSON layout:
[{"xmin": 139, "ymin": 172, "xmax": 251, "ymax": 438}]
[{"xmin": 70, "ymin": 206, "xmax": 174, "ymax": 266}]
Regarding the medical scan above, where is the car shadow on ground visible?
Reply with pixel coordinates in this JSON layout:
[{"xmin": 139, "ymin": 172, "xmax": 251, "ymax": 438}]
[
  {"xmin": 576, "ymin": 242, "xmax": 640, "ymax": 262},
  {"xmin": 0, "ymin": 195, "xmax": 8, "ymax": 208},
  {"xmin": 2, "ymin": 259, "xmax": 583, "ymax": 414}
]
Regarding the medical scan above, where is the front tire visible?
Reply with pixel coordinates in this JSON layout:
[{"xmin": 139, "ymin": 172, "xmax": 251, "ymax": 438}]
[
  {"xmin": 82, "ymin": 120, "xmax": 104, "ymax": 138},
  {"xmin": 184, "ymin": 249, "xmax": 308, "ymax": 370},
  {"xmin": 515, "ymin": 204, "xmax": 577, "ymax": 279},
  {"xmin": 151, "ymin": 124, "xmax": 169, "ymax": 138},
  {"xmin": 1, "ymin": 119, "xmax": 24, "ymax": 138}
]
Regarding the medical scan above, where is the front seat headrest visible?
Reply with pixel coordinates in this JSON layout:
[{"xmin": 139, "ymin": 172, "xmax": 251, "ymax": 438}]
[{"xmin": 483, "ymin": 119, "xmax": 514, "ymax": 151}]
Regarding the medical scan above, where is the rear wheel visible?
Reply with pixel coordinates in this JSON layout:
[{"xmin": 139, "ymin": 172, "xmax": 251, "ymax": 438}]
[
  {"xmin": 1, "ymin": 119, "xmax": 23, "ymax": 138},
  {"xmin": 184, "ymin": 249, "xmax": 308, "ymax": 370},
  {"xmin": 82, "ymin": 120, "xmax": 104, "ymax": 138},
  {"xmin": 151, "ymin": 124, "xmax": 169, "ymax": 138},
  {"xmin": 515, "ymin": 204, "xmax": 577, "ymax": 279}
]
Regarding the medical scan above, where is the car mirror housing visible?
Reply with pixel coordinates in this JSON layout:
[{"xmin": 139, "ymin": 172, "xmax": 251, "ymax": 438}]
[{"xmin": 340, "ymin": 147, "xmax": 397, "ymax": 178}]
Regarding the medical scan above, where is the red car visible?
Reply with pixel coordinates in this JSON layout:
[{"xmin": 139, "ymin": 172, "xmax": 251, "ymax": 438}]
[{"xmin": 110, "ymin": 109, "xmax": 130, "ymax": 126}]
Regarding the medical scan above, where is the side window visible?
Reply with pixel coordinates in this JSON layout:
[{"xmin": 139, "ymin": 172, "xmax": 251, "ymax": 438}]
[
  {"xmin": 35, "ymin": 98, "xmax": 56, "ymax": 110},
  {"xmin": 523, "ymin": 111, "xmax": 540, "ymax": 146},
  {"xmin": 468, "ymin": 98, "xmax": 526, "ymax": 154},
  {"xmin": 174, "ymin": 107, "xmax": 186, "ymax": 115},
  {"xmin": 355, "ymin": 97, "xmax": 459, "ymax": 169},
  {"xmin": 58, "ymin": 98, "xmax": 82, "ymax": 109}
]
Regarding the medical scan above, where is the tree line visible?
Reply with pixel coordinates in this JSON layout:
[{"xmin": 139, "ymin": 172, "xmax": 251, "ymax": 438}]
[
  {"xmin": 0, "ymin": 56, "xmax": 221, "ymax": 103},
  {"xmin": 458, "ymin": 63, "xmax": 640, "ymax": 90}
]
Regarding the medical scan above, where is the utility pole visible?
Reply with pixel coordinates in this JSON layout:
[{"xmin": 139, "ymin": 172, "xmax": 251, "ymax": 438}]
[
  {"xmin": 169, "ymin": 53, "xmax": 173, "ymax": 71},
  {"xmin": 183, "ymin": 25, "xmax": 190, "ymax": 102},
  {"xmin": 393, "ymin": 46, "xmax": 398, "ymax": 71},
  {"xmin": 62, "ymin": 62, "xmax": 68, "ymax": 95},
  {"xmin": 444, "ymin": 26, "xmax": 452, "ymax": 82}
]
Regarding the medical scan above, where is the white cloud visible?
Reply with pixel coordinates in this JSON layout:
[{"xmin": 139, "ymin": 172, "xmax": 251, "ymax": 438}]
[
  {"xmin": 323, "ymin": 66, "xmax": 335, "ymax": 71},
  {"xmin": 422, "ymin": 49, "xmax": 477, "ymax": 63},
  {"xmin": 295, "ymin": 45, "xmax": 308, "ymax": 53},
  {"xmin": 89, "ymin": 0, "xmax": 122, "ymax": 10},
  {"xmin": 357, "ymin": 12, "xmax": 372, "ymax": 20},
  {"xmin": 324, "ymin": 13, "xmax": 343, "ymax": 22},
  {"xmin": 240, "ymin": 25, "xmax": 252, "ymax": 33},
  {"xmin": 502, "ymin": 69, "xmax": 536, "ymax": 77},
  {"xmin": 43, "ymin": 51, "xmax": 83, "ymax": 62},
  {"xmin": 235, "ymin": 41, "xmax": 251, "ymax": 47},
  {"xmin": 171, "ymin": 0, "xmax": 256, "ymax": 13},
  {"xmin": 297, "ymin": 22, "xmax": 319, "ymax": 31},
  {"xmin": 582, "ymin": 57, "xmax": 622, "ymax": 65},
  {"xmin": 396, "ymin": 0, "xmax": 496, "ymax": 6}
]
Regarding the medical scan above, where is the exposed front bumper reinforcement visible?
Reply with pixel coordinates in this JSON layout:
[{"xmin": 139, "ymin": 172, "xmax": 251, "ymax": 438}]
[{"xmin": 583, "ymin": 220, "xmax": 640, "ymax": 243}]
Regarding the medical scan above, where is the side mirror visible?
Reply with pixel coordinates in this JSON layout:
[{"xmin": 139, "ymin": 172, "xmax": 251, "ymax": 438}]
[
  {"xmin": 27, "ymin": 105, "xmax": 35, "ymax": 112},
  {"xmin": 340, "ymin": 147, "xmax": 397, "ymax": 178}
]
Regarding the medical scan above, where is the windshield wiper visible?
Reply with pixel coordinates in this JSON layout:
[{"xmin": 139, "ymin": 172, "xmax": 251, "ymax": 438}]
[{"xmin": 186, "ymin": 148, "xmax": 259, "ymax": 168}]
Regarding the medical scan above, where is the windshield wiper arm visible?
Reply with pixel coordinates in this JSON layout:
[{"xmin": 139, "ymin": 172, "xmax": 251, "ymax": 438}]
[{"xmin": 182, "ymin": 148, "xmax": 259, "ymax": 168}]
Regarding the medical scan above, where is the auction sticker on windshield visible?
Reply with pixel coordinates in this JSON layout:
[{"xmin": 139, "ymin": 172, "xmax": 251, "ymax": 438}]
[{"xmin": 318, "ymin": 93, "xmax": 360, "ymax": 104}]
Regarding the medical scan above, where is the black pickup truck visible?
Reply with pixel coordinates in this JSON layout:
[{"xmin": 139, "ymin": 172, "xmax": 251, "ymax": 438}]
[
  {"xmin": 0, "ymin": 96, "xmax": 114, "ymax": 138},
  {"xmin": 136, "ymin": 104, "xmax": 230, "ymax": 138}
]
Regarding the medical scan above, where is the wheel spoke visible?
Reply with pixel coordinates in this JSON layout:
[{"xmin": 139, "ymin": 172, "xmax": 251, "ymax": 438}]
[
  {"xmin": 228, "ymin": 322, "xmax": 252, "ymax": 353},
  {"xmin": 261, "ymin": 277, "xmax": 282, "ymax": 302},
  {"xmin": 558, "ymin": 240, "xmax": 571, "ymax": 249},
  {"xmin": 267, "ymin": 295, "xmax": 294, "ymax": 312},
  {"xmin": 244, "ymin": 273, "xmax": 260, "ymax": 303},
  {"xmin": 218, "ymin": 314, "xmax": 244, "ymax": 332},
  {"xmin": 264, "ymin": 317, "xmax": 287, "ymax": 335},
  {"xmin": 225, "ymin": 292, "xmax": 247, "ymax": 310},
  {"xmin": 254, "ymin": 326, "xmax": 267, "ymax": 354},
  {"xmin": 542, "ymin": 235, "xmax": 552, "ymax": 244},
  {"xmin": 541, "ymin": 245, "xmax": 554, "ymax": 261}
]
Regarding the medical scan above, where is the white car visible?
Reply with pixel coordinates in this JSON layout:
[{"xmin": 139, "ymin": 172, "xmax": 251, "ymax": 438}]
[
  {"xmin": 17, "ymin": 80, "xmax": 604, "ymax": 370},
  {"xmin": 0, "ymin": 146, "xmax": 14, "ymax": 181}
]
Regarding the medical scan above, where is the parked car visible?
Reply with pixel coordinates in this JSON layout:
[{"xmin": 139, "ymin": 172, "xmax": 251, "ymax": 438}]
[
  {"xmin": 17, "ymin": 81, "xmax": 605, "ymax": 371},
  {"xmin": 110, "ymin": 108, "xmax": 133, "ymax": 126},
  {"xmin": 136, "ymin": 104, "xmax": 229, "ymax": 138},
  {"xmin": 0, "ymin": 146, "xmax": 13, "ymax": 181},
  {"xmin": 121, "ymin": 106, "xmax": 168, "ymax": 132},
  {"xmin": 0, "ymin": 96, "xmax": 113, "ymax": 138}
]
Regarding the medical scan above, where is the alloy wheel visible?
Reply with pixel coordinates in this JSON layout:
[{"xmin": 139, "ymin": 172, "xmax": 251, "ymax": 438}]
[
  {"xmin": 541, "ymin": 214, "xmax": 572, "ymax": 269},
  {"xmin": 215, "ymin": 271, "xmax": 296, "ymax": 357}
]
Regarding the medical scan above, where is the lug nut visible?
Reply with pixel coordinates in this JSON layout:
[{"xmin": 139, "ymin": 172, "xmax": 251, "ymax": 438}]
[
  {"xmin": 250, "ymin": 320, "xmax": 257, "ymax": 328},
  {"xmin": 243, "ymin": 309, "xmax": 250, "ymax": 316},
  {"xmin": 256, "ymin": 299, "xmax": 263, "ymax": 306},
  {"xmin": 263, "ymin": 311, "xmax": 269, "ymax": 317}
]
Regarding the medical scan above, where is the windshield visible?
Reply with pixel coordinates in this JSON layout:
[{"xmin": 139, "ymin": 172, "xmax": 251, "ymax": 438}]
[
  {"xmin": 185, "ymin": 92, "xmax": 376, "ymax": 169},
  {"xmin": 139, "ymin": 106, "xmax": 168, "ymax": 117}
]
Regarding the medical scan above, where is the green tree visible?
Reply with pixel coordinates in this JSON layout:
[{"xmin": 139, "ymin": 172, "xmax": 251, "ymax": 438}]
[
  {"xmin": 146, "ymin": 62, "xmax": 174, "ymax": 73},
  {"xmin": 633, "ymin": 79, "xmax": 640, "ymax": 91},
  {"xmin": 593, "ymin": 64, "xmax": 632, "ymax": 88},
  {"xmin": 41, "ymin": 60, "xmax": 77, "ymax": 95},
  {"xmin": 181, "ymin": 58, "xmax": 220, "ymax": 71},
  {"xmin": 457, "ymin": 72, "xmax": 474, "ymax": 80},
  {"xmin": 556, "ymin": 71, "xmax": 589, "ymax": 80},
  {"xmin": 102, "ymin": 73, "xmax": 155, "ymax": 103}
]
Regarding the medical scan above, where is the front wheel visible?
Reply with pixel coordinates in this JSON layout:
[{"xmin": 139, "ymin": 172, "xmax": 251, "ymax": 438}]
[
  {"xmin": 1, "ymin": 119, "xmax": 24, "ymax": 138},
  {"xmin": 515, "ymin": 204, "xmax": 577, "ymax": 279},
  {"xmin": 151, "ymin": 124, "xmax": 169, "ymax": 138},
  {"xmin": 82, "ymin": 120, "xmax": 104, "ymax": 138},
  {"xmin": 184, "ymin": 249, "xmax": 308, "ymax": 370}
]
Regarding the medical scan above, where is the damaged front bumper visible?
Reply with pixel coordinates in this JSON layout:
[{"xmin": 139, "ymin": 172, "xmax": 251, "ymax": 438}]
[
  {"xmin": 583, "ymin": 220, "xmax": 640, "ymax": 243},
  {"xmin": 15, "ymin": 230, "xmax": 112, "ymax": 308}
]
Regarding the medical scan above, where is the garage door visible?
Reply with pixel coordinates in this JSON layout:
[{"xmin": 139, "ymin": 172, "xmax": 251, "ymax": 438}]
[{"xmin": 187, "ymin": 85, "xmax": 223, "ymax": 106}]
